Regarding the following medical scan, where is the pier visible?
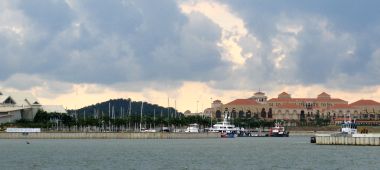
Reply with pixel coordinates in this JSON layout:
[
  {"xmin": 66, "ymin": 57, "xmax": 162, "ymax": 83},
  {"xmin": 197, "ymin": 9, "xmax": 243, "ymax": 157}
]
[
  {"xmin": 0, "ymin": 132, "xmax": 220, "ymax": 139},
  {"xmin": 315, "ymin": 134, "xmax": 380, "ymax": 146}
]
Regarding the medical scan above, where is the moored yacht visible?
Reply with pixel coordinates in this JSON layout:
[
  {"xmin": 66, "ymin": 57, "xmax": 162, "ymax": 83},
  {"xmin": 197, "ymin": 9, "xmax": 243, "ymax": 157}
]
[
  {"xmin": 209, "ymin": 114, "xmax": 239, "ymax": 138},
  {"xmin": 185, "ymin": 123, "xmax": 200, "ymax": 133}
]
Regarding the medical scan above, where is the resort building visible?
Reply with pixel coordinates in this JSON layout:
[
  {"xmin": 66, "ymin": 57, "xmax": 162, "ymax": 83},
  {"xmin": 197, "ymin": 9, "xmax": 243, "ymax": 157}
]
[
  {"xmin": 0, "ymin": 91, "xmax": 67, "ymax": 124},
  {"xmin": 205, "ymin": 91, "xmax": 380, "ymax": 126}
]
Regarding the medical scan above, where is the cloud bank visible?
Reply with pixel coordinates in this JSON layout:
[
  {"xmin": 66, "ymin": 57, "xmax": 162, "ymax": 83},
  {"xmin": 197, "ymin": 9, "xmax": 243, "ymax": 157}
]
[{"xmin": 1, "ymin": 0, "xmax": 380, "ymax": 111}]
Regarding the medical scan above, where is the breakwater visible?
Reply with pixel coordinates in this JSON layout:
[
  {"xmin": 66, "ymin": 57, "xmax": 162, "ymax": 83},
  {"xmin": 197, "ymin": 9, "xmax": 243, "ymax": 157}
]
[
  {"xmin": 315, "ymin": 134, "xmax": 380, "ymax": 146},
  {"xmin": 290, "ymin": 131, "xmax": 336, "ymax": 136},
  {"xmin": 0, "ymin": 132, "xmax": 220, "ymax": 139}
]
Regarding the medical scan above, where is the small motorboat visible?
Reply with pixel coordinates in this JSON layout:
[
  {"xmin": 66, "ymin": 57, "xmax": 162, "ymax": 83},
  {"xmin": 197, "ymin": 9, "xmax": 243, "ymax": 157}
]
[{"xmin": 221, "ymin": 132, "xmax": 236, "ymax": 138}]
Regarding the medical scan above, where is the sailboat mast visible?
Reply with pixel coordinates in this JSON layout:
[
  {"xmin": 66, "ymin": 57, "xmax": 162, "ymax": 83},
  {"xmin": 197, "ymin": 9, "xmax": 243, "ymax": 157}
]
[
  {"xmin": 140, "ymin": 101, "xmax": 143, "ymax": 132},
  {"xmin": 108, "ymin": 102, "xmax": 111, "ymax": 131},
  {"xmin": 174, "ymin": 100, "xmax": 177, "ymax": 118},
  {"xmin": 153, "ymin": 109, "xmax": 156, "ymax": 130},
  {"xmin": 167, "ymin": 97, "xmax": 170, "ymax": 118}
]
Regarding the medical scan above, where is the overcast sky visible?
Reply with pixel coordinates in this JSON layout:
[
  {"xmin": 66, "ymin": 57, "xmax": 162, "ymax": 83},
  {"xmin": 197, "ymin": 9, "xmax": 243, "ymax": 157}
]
[{"xmin": 1, "ymin": 0, "xmax": 380, "ymax": 112}]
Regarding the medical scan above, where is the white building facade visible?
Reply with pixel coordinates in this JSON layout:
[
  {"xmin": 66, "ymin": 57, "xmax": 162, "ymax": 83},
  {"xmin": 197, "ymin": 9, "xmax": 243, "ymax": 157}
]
[{"xmin": 0, "ymin": 91, "xmax": 66, "ymax": 124}]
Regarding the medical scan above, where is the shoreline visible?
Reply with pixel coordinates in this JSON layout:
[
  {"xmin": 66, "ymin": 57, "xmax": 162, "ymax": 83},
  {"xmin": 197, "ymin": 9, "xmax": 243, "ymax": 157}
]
[{"xmin": 0, "ymin": 132, "xmax": 220, "ymax": 139}]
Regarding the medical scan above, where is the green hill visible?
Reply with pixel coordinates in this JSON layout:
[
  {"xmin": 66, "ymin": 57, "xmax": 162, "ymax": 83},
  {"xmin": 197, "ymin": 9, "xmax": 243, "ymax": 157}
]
[{"xmin": 68, "ymin": 98, "xmax": 182, "ymax": 118}]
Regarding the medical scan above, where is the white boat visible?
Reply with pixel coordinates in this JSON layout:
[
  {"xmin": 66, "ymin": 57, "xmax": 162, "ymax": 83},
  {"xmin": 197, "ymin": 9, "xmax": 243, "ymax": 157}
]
[
  {"xmin": 208, "ymin": 114, "xmax": 239, "ymax": 137},
  {"xmin": 141, "ymin": 128, "xmax": 157, "ymax": 132},
  {"xmin": 185, "ymin": 123, "xmax": 199, "ymax": 133},
  {"xmin": 311, "ymin": 120, "xmax": 358, "ymax": 143},
  {"xmin": 340, "ymin": 121, "xmax": 357, "ymax": 134}
]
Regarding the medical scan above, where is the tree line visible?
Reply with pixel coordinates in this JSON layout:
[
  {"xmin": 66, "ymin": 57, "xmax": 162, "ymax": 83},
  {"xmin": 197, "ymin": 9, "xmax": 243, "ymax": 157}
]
[{"xmin": 1, "ymin": 110, "xmax": 283, "ymax": 132}]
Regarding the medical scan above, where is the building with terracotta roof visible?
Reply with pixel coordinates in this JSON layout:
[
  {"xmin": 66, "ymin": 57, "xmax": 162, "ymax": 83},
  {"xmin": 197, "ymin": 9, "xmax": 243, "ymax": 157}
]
[{"xmin": 205, "ymin": 91, "xmax": 380, "ymax": 126}]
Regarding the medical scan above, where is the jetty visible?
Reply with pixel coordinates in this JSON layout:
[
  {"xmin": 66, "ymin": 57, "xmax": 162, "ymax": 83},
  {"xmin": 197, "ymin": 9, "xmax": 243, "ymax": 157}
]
[
  {"xmin": 0, "ymin": 132, "xmax": 220, "ymax": 139},
  {"xmin": 314, "ymin": 133, "xmax": 380, "ymax": 146}
]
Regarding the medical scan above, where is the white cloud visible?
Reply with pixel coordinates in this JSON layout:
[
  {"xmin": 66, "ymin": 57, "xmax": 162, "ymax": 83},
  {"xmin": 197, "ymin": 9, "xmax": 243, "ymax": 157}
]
[
  {"xmin": 0, "ymin": 2, "xmax": 29, "ymax": 45},
  {"xmin": 180, "ymin": 0, "xmax": 261, "ymax": 68}
]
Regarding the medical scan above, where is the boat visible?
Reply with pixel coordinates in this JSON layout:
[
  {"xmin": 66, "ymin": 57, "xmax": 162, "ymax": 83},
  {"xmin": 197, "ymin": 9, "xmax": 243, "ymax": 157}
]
[
  {"xmin": 310, "ymin": 120, "xmax": 358, "ymax": 143},
  {"xmin": 142, "ymin": 129, "xmax": 157, "ymax": 133},
  {"xmin": 340, "ymin": 121, "xmax": 357, "ymax": 134},
  {"xmin": 209, "ymin": 114, "xmax": 239, "ymax": 138},
  {"xmin": 221, "ymin": 132, "xmax": 236, "ymax": 138},
  {"xmin": 185, "ymin": 123, "xmax": 200, "ymax": 133},
  {"xmin": 238, "ymin": 128, "xmax": 269, "ymax": 137},
  {"xmin": 269, "ymin": 122, "xmax": 289, "ymax": 137}
]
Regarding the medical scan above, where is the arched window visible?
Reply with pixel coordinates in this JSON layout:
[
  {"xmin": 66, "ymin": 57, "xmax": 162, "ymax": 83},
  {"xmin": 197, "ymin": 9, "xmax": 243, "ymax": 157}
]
[
  {"xmin": 246, "ymin": 110, "xmax": 252, "ymax": 118},
  {"xmin": 300, "ymin": 110, "xmax": 305, "ymax": 120},
  {"xmin": 238, "ymin": 110, "xmax": 245, "ymax": 118},
  {"xmin": 261, "ymin": 108, "xmax": 267, "ymax": 118},
  {"xmin": 232, "ymin": 109, "xmax": 237, "ymax": 118},
  {"xmin": 268, "ymin": 108, "xmax": 273, "ymax": 118},
  {"xmin": 216, "ymin": 110, "xmax": 222, "ymax": 119}
]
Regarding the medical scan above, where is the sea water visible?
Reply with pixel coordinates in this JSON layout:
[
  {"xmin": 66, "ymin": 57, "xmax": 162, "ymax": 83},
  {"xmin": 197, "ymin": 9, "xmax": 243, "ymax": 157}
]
[{"xmin": 0, "ymin": 137, "xmax": 378, "ymax": 170}]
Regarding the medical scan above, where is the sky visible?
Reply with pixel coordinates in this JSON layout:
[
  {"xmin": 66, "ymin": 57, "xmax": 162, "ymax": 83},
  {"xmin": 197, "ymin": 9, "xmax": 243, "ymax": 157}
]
[{"xmin": 1, "ymin": 0, "xmax": 380, "ymax": 112}]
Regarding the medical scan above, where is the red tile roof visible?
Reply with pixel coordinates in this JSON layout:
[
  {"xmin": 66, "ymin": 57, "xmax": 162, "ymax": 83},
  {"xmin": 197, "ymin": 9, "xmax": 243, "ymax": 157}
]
[
  {"xmin": 225, "ymin": 99, "xmax": 259, "ymax": 105},
  {"xmin": 268, "ymin": 98, "xmax": 347, "ymax": 103},
  {"xmin": 317, "ymin": 92, "xmax": 331, "ymax": 98},
  {"xmin": 350, "ymin": 100, "xmax": 380, "ymax": 107},
  {"xmin": 330, "ymin": 104, "xmax": 353, "ymax": 109},
  {"xmin": 277, "ymin": 103, "xmax": 302, "ymax": 109}
]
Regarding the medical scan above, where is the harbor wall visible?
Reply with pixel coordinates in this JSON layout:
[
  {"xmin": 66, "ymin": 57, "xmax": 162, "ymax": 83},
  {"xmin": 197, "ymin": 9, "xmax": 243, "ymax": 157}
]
[
  {"xmin": 290, "ymin": 131, "xmax": 336, "ymax": 136},
  {"xmin": 0, "ymin": 132, "xmax": 220, "ymax": 139},
  {"xmin": 316, "ymin": 134, "xmax": 380, "ymax": 146}
]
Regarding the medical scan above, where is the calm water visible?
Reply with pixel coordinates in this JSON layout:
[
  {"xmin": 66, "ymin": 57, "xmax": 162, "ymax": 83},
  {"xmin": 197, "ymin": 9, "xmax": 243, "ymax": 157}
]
[{"xmin": 0, "ymin": 137, "xmax": 379, "ymax": 170}]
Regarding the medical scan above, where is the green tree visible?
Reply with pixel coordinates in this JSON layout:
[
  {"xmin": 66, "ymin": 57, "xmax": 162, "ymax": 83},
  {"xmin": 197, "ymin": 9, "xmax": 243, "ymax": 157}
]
[{"xmin": 33, "ymin": 110, "xmax": 50, "ymax": 124}]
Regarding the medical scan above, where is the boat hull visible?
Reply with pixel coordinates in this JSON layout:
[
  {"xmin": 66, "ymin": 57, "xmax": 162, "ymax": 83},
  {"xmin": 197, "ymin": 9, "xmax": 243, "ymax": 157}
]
[
  {"xmin": 269, "ymin": 133, "xmax": 289, "ymax": 137},
  {"xmin": 221, "ymin": 133, "xmax": 236, "ymax": 138}
]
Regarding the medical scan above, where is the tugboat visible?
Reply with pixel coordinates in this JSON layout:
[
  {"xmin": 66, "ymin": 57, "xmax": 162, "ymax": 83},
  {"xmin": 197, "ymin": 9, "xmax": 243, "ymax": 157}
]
[
  {"xmin": 269, "ymin": 122, "xmax": 289, "ymax": 137},
  {"xmin": 209, "ymin": 114, "xmax": 239, "ymax": 138}
]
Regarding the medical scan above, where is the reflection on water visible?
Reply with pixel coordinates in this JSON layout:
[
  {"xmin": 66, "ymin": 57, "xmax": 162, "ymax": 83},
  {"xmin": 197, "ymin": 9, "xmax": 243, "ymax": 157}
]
[{"xmin": 0, "ymin": 137, "xmax": 378, "ymax": 170}]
